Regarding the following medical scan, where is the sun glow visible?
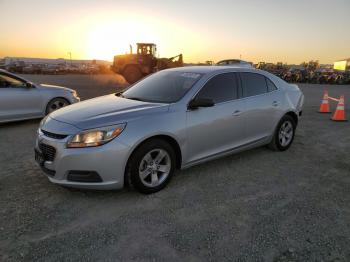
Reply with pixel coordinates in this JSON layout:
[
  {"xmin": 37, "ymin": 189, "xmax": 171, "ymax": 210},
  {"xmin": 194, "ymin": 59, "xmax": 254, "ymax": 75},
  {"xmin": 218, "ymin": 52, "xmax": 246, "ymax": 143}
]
[{"xmin": 86, "ymin": 19, "xmax": 158, "ymax": 61}]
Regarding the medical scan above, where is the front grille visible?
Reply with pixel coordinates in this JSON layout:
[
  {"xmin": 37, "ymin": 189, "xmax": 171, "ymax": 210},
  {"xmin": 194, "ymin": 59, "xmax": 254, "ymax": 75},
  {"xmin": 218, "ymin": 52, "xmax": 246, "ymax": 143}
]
[
  {"xmin": 41, "ymin": 129, "xmax": 68, "ymax": 140},
  {"xmin": 39, "ymin": 143, "xmax": 56, "ymax": 162}
]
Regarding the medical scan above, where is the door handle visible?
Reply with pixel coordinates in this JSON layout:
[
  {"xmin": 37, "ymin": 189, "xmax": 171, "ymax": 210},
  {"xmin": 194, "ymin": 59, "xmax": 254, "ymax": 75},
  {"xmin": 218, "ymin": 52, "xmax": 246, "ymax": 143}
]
[
  {"xmin": 272, "ymin": 101, "xmax": 279, "ymax": 107},
  {"xmin": 232, "ymin": 110, "xmax": 241, "ymax": 116}
]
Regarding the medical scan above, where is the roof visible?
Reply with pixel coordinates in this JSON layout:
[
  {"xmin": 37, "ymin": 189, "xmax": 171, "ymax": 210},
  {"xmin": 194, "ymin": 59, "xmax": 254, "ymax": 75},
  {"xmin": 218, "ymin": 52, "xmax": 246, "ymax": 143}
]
[
  {"xmin": 217, "ymin": 59, "xmax": 251, "ymax": 64},
  {"xmin": 136, "ymin": 43, "xmax": 156, "ymax": 46},
  {"xmin": 166, "ymin": 65, "xmax": 258, "ymax": 74},
  {"xmin": 335, "ymin": 58, "xmax": 350, "ymax": 62}
]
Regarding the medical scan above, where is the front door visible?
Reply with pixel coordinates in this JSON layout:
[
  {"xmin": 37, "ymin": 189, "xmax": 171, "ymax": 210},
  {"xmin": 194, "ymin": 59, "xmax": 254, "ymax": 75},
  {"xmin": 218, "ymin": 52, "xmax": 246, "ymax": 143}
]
[{"xmin": 186, "ymin": 72, "xmax": 246, "ymax": 164}]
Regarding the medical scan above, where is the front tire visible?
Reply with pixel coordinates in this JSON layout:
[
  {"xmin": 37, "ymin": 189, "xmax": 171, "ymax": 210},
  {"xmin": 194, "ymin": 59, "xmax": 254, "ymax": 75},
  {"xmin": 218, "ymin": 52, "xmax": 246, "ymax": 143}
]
[
  {"xmin": 128, "ymin": 139, "xmax": 176, "ymax": 194},
  {"xmin": 45, "ymin": 98, "xmax": 70, "ymax": 115},
  {"xmin": 269, "ymin": 115, "xmax": 296, "ymax": 151}
]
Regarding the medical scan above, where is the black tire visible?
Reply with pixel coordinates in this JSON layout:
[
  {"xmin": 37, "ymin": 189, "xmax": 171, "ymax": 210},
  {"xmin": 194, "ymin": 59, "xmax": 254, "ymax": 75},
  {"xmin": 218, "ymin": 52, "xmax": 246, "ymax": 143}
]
[
  {"xmin": 123, "ymin": 66, "xmax": 143, "ymax": 84},
  {"xmin": 269, "ymin": 115, "xmax": 296, "ymax": 151},
  {"xmin": 45, "ymin": 98, "xmax": 70, "ymax": 115},
  {"xmin": 127, "ymin": 139, "xmax": 176, "ymax": 194}
]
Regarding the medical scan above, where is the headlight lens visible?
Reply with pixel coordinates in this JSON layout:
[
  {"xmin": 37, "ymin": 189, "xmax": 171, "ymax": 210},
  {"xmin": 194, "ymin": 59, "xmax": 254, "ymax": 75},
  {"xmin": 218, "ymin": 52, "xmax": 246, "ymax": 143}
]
[
  {"xmin": 70, "ymin": 90, "xmax": 78, "ymax": 97},
  {"xmin": 66, "ymin": 124, "xmax": 126, "ymax": 148}
]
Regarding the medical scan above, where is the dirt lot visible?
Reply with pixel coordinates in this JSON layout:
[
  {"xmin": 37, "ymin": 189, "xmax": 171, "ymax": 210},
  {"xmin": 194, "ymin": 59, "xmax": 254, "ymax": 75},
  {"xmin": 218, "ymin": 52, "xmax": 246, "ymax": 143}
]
[{"xmin": 0, "ymin": 74, "xmax": 349, "ymax": 262}]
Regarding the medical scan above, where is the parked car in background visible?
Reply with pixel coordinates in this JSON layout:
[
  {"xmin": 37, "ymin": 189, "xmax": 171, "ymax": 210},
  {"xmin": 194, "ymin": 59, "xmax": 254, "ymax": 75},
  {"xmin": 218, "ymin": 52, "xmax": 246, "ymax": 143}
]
[
  {"xmin": 0, "ymin": 69, "xmax": 80, "ymax": 123},
  {"xmin": 35, "ymin": 66, "xmax": 304, "ymax": 194},
  {"xmin": 217, "ymin": 59, "xmax": 253, "ymax": 68}
]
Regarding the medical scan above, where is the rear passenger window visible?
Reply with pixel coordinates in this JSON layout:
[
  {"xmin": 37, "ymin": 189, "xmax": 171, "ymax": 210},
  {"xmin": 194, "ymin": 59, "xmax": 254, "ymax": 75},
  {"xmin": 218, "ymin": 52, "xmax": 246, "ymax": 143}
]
[
  {"xmin": 266, "ymin": 77, "xmax": 277, "ymax": 92},
  {"xmin": 196, "ymin": 73, "xmax": 239, "ymax": 103},
  {"xmin": 241, "ymin": 73, "xmax": 267, "ymax": 97}
]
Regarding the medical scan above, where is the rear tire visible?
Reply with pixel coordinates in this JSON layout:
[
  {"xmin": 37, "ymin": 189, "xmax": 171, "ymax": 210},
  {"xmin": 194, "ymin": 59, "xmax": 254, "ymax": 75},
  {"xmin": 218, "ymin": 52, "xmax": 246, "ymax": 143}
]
[
  {"xmin": 269, "ymin": 115, "xmax": 296, "ymax": 151},
  {"xmin": 127, "ymin": 139, "xmax": 176, "ymax": 194},
  {"xmin": 123, "ymin": 66, "xmax": 143, "ymax": 84}
]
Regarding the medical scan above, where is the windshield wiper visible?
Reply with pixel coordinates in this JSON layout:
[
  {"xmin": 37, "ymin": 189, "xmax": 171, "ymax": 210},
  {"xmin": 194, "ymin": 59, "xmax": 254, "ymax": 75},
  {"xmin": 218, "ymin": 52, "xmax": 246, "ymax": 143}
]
[
  {"xmin": 115, "ymin": 92, "xmax": 145, "ymax": 101},
  {"xmin": 115, "ymin": 87, "xmax": 130, "ymax": 97},
  {"xmin": 125, "ymin": 97, "xmax": 145, "ymax": 102}
]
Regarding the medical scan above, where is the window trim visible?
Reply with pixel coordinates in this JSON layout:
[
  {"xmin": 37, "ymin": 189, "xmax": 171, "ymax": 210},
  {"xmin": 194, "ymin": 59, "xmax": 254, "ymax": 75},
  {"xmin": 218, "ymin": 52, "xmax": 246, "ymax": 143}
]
[{"xmin": 190, "ymin": 72, "xmax": 242, "ymax": 106}]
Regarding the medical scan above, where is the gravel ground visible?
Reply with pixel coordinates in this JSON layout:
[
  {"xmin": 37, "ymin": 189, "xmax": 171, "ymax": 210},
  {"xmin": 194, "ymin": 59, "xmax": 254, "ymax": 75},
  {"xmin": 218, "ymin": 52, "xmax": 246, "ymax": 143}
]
[{"xmin": 0, "ymin": 74, "xmax": 349, "ymax": 262}]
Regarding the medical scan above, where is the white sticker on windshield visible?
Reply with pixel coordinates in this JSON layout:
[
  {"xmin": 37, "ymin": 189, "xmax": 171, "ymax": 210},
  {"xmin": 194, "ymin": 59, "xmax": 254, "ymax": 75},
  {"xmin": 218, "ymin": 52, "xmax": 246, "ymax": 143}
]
[{"xmin": 180, "ymin": 73, "xmax": 201, "ymax": 79}]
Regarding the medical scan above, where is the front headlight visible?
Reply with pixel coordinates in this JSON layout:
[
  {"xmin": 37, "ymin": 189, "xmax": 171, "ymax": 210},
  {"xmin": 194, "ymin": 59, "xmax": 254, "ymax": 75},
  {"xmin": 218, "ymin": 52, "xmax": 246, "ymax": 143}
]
[
  {"xmin": 70, "ymin": 90, "xmax": 78, "ymax": 97},
  {"xmin": 66, "ymin": 123, "xmax": 126, "ymax": 148}
]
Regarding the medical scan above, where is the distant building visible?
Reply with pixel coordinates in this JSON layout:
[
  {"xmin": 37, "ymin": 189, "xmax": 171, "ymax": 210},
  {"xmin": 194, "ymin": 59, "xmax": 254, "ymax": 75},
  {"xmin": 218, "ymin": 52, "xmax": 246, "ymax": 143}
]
[
  {"xmin": 0, "ymin": 57, "xmax": 111, "ymax": 67},
  {"xmin": 334, "ymin": 58, "xmax": 350, "ymax": 71},
  {"xmin": 0, "ymin": 57, "xmax": 112, "ymax": 74}
]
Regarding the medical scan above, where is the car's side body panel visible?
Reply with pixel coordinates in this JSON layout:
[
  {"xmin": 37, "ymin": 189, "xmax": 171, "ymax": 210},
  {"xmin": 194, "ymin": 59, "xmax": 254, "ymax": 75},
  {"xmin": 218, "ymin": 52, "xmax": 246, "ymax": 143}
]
[
  {"xmin": 0, "ymin": 88, "xmax": 42, "ymax": 122},
  {"xmin": 243, "ymin": 90, "xmax": 284, "ymax": 142},
  {"xmin": 185, "ymin": 99, "xmax": 247, "ymax": 164}
]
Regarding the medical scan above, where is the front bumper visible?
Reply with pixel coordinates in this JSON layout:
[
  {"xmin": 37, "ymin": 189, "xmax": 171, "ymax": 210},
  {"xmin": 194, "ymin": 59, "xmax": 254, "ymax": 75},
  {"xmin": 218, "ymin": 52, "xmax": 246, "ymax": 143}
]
[
  {"xmin": 35, "ymin": 129, "xmax": 131, "ymax": 190},
  {"xmin": 70, "ymin": 95, "xmax": 80, "ymax": 104}
]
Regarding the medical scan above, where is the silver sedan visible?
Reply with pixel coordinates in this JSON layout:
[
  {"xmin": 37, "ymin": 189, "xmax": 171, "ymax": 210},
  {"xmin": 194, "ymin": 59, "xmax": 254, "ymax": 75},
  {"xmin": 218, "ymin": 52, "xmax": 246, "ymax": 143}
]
[
  {"xmin": 0, "ymin": 69, "xmax": 80, "ymax": 123},
  {"xmin": 35, "ymin": 66, "xmax": 304, "ymax": 194}
]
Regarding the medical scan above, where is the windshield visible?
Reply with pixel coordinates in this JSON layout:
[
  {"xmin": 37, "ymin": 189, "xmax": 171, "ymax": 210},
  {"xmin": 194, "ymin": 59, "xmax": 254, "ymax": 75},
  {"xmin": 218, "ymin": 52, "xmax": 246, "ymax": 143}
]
[{"xmin": 122, "ymin": 71, "xmax": 202, "ymax": 103}]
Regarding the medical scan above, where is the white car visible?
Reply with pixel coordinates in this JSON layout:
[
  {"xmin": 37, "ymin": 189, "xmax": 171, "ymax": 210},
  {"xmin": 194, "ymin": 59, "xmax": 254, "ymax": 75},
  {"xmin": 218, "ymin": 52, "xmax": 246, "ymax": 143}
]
[
  {"xmin": 0, "ymin": 70, "xmax": 80, "ymax": 123},
  {"xmin": 216, "ymin": 59, "xmax": 253, "ymax": 68}
]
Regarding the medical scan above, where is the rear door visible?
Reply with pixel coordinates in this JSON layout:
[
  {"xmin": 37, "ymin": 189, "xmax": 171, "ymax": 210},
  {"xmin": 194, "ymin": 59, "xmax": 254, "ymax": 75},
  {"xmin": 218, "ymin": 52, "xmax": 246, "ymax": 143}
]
[
  {"xmin": 239, "ymin": 72, "xmax": 282, "ymax": 142},
  {"xmin": 0, "ymin": 72, "xmax": 43, "ymax": 121},
  {"xmin": 186, "ymin": 72, "xmax": 246, "ymax": 163}
]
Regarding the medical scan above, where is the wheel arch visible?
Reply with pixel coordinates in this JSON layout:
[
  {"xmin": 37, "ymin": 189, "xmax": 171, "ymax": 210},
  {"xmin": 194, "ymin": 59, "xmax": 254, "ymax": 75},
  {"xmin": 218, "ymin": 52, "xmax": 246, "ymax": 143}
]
[
  {"xmin": 285, "ymin": 111, "xmax": 299, "ymax": 126},
  {"xmin": 124, "ymin": 134, "xmax": 182, "ymax": 186}
]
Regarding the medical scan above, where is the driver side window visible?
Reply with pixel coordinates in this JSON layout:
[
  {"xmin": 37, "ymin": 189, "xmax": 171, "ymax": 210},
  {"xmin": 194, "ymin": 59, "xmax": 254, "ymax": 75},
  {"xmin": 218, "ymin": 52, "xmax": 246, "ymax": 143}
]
[{"xmin": 0, "ymin": 74, "xmax": 26, "ymax": 88}]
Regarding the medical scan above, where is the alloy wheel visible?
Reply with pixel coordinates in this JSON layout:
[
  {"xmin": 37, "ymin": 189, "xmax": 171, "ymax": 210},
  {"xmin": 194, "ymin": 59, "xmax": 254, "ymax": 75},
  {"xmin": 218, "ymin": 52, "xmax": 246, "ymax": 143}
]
[
  {"xmin": 278, "ymin": 120, "xmax": 294, "ymax": 147},
  {"xmin": 48, "ymin": 99, "xmax": 68, "ymax": 113},
  {"xmin": 138, "ymin": 149, "xmax": 171, "ymax": 187}
]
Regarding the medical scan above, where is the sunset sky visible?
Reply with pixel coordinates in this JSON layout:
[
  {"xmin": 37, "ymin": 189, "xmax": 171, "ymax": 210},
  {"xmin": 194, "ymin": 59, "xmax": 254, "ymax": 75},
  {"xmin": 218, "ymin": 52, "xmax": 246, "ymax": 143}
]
[{"xmin": 1, "ymin": 0, "xmax": 349, "ymax": 64}]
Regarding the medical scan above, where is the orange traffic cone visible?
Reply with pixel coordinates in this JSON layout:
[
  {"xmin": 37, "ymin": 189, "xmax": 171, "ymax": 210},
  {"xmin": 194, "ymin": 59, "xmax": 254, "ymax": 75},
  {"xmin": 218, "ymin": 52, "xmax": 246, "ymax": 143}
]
[
  {"xmin": 319, "ymin": 90, "xmax": 331, "ymax": 113},
  {"xmin": 331, "ymin": 95, "xmax": 347, "ymax": 121}
]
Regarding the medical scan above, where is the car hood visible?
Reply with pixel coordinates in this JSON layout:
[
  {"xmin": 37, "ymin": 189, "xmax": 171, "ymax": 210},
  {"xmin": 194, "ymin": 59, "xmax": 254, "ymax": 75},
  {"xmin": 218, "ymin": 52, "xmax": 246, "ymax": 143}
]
[
  {"xmin": 49, "ymin": 94, "xmax": 170, "ymax": 130},
  {"xmin": 37, "ymin": 83, "xmax": 73, "ymax": 92}
]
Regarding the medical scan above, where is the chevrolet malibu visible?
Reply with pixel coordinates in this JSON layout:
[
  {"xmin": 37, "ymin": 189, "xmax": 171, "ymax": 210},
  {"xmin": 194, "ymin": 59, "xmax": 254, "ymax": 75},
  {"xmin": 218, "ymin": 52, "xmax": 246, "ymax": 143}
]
[
  {"xmin": 35, "ymin": 66, "xmax": 304, "ymax": 194},
  {"xmin": 0, "ymin": 69, "xmax": 80, "ymax": 123}
]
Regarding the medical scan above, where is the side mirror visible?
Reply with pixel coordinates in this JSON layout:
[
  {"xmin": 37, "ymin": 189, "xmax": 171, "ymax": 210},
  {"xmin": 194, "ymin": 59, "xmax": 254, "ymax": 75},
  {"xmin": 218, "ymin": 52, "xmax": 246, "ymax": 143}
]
[
  {"xmin": 26, "ymin": 82, "xmax": 34, "ymax": 88},
  {"xmin": 188, "ymin": 98, "xmax": 214, "ymax": 110}
]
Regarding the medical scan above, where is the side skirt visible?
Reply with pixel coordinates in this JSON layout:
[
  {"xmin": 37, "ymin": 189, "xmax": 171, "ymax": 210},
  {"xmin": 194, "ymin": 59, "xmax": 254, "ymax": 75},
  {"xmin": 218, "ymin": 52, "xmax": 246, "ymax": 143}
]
[{"xmin": 181, "ymin": 136, "xmax": 271, "ymax": 170}]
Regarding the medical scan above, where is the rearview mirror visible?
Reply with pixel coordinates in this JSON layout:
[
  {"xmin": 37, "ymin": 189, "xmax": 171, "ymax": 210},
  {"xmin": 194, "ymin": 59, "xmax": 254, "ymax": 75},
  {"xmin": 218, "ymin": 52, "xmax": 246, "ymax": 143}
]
[{"xmin": 188, "ymin": 98, "xmax": 214, "ymax": 110}]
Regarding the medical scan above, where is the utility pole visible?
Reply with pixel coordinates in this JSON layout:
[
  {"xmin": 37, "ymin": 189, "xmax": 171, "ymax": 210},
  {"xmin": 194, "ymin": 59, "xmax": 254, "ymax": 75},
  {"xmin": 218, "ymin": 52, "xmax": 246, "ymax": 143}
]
[{"xmin": 68, "ymin": 52, "xmax": 72, "ymax": 66}]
